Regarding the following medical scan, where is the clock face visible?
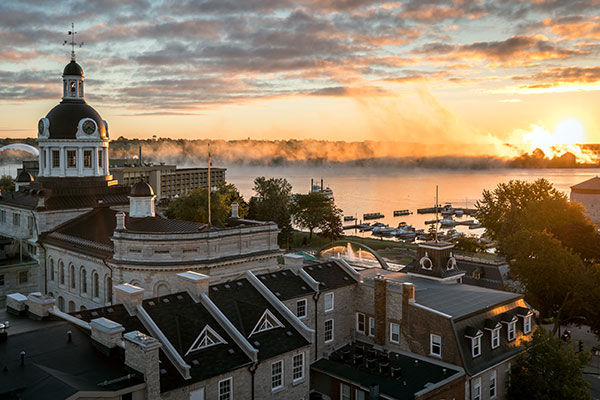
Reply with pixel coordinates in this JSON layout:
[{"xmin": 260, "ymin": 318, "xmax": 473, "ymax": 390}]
[
  {"xmin": 38, "ymin": 119, "xmax": 44, "ymax": 135},
  {"xmin": 82, "ymin": 120, "xmax": 96, "ymax": 135}
]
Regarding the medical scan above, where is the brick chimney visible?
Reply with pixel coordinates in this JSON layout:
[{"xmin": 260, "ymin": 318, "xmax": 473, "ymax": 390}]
[
  {"xmin": 401, "ymin": 282, "xmax": 415, "ymax": 328},
  {"xmin": 283, "ymin": 253, "xmax": 305, "ymax": 275},
  {"xmin": 176, "ymin": 271, "xmax": 209, "ymax": 302},
  {"xmin": 124, "ymin": 330, "xmax": 162, "ymax": 400},
  {"xmin": 374, "ymin": 275, "xmax": 387, "ymax": 346},
  {"xmin": 90, "ymin": 317, "xmax": 125, "ymax": 353},
  {"xmin": 114, "ymin": 284, "xmax": 144, "ymax": 315},
  {"xmin": 25, "ymin": 292, "xmax": 55, "ymax": 320}
]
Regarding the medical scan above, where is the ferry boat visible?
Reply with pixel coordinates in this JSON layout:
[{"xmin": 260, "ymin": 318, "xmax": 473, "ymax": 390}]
[
  {"xmin": 311, "ymin": 178, "xmax": 334, "ymax": 201},
  {"xmin": 363, "ymin": 212, "xmax": 384, "ymax": 220},
  {"xmin": 393, "ymin": 209, "xmax": 412, "ymax": 217}
]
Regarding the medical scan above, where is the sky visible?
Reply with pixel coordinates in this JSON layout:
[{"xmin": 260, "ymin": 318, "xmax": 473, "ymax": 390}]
[{"xmin": 1, "ymin": 0, "xmax": 600, "ymax": 153}]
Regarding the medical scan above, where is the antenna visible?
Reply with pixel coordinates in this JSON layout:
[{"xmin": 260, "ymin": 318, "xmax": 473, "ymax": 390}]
[{"xmin": 63, "ymin": 23, "xmax": 84, "ymax": 61}]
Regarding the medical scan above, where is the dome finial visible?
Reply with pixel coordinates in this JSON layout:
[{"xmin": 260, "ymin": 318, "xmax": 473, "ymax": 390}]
[{"xmin": 63, "ymin": 22, "xmax": 83, "ymax": 61}]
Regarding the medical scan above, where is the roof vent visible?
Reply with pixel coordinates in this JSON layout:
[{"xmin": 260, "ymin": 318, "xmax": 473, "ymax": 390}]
[
  {"xmin": 107, "ymin": 308, "xmax": 114, "ymax": 313},
  {"xmin": 160, "ymin": 369, "xmax": 167, "ymax": 375},
  {"xmin": 253, "ymin": 341, "xmax": 260, "ymax": 347},
  {"xmin": 228, "ymin": 348, "xmax": 235, "ymax": 355},
  {"xmin": 236, "ymin": 281, "xmax": 243, "ymax": 286},
  {"xmin": 366, "ymin": 358, "xmax": 376, "ymax": 369},
  {"xmin": 224, "ymin": 284, "xmax": 231, "ymax": 289},
  {"xmin": 353, "ymin": 354, "xmax": 364, "ymax": 366},
  {"xmin": 192, "ymin": 360, "xmax": 200, "ymax": 366},
  {"xmin": 391, "ymin": 366, "xmax": 402, "ymax": 378},
  {"xmin": 379, "ymin": 362, "xmax": 390, "ymax": 374}
]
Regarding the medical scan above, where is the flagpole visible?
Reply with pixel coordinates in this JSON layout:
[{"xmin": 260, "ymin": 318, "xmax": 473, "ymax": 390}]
[{"xmin": 208, "ymin": 143, "xmax": 211, "ymax": 226}]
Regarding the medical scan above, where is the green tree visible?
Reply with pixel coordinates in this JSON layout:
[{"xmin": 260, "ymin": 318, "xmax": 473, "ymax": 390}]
[
  {"xmin": 454, "ymin": 234, "xmax": 486, "ymax": 253},
  {"xmin": 318, "ymin": 205, "xmax": 343, "ymax": 242},
  {"xmin": 248, "ymin": 177, "xmax": 293, "ymax": 247},
  {"xmin": 292, "ymin": 192, "xmax": 332, "ymax": 239},
  {"xmin": 165, "ymin": 183, "xmax": 247, "ymax": 226},
  {"xmin": 507, "ymin": 328, "xmax": 590, "ymax": 400},
  {"xmin": 0, "ymin": 175, "xmax": 14, "ymax": 192}
]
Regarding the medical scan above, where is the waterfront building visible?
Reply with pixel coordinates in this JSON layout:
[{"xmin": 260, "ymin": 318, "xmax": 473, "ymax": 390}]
[{"xmin": 570, "ymin": 176, "xmax": 600, "ymax": 225}]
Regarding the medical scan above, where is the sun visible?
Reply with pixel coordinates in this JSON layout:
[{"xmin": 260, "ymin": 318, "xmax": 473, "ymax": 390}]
[
  {"xmin": 522, "ymin": 119, "xmax": 585, "ymax": 156},
  {"xmin": 554, "ymin": 119, "xmax": 584, "ymax": 145}
]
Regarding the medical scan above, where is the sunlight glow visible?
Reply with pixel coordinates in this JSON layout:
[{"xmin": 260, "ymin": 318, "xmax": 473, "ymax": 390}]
[{"xmin": 521, "ymin": 119, "xmax": 593, "ymax": 162}]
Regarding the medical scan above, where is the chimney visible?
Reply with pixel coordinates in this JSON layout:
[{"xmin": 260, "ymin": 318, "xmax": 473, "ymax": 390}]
[
  {"xmin": 283, "ymin": 253, "xmax": 304, "ymax": 274},
  {"xmin": 321, "ymin": 178, "xmax": 324, "ymax": 191},
  {"xmin": 90, "ymin": 317, "xmax": 125, "ymax": 352},
  {"xmin": 374, "ymin": 275, "xmax": 387, "ymax": 346},
  {"xmin": 116, "ymin": 212, "xmax": 126, "ymax": 230},
  {"xmin": 139, "ymin": 146, "xmax": 143, "ymax": 166},
  {"xmin": 6, "ymin": 293, "xmax": 28, "ymax": 316},
  {"xmin": 114, "ymin": 284, "xmax": 144, "ymax": 315},
  {"xmin": 124, "ymin": 331, "xmax": 162, "ymax": 400},
  {"xmin": 231, "ymin": 202, "xmax": 239, "ymax": 218},
  {"xmin": 25, "ymin": 292, "xmax": 55, "ymax": 320},
  {"xmin": 401, "ymin": 282, "xmax": 415, "ymax": 331},
  {"xmin": 176, "ymin": 271, "xmax": 210, "ymax": 302}
]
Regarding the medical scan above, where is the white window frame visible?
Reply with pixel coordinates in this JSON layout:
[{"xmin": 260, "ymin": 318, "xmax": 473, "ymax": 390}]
[
  {"xmin": 271, "ymin": 360, "xmax": 283, "ymax": 391},
  {"xmin": 218, "ymin": 377, "xmax": 232, "ymax": 400},
  {"xmin": 490, "ymin": 370, "xmax": 496, "ymax": 399},
  {"xmin": 340, "ymin": 383, "xmax": 351, "ymax": 400},
  {"xmin": 356, "ymin": 389, "xmax": 366, "ymax": 400},
  {"xmin": 296, "ymin": 299, "xmax": 307, "ymax": 319},
  {"xmin": 491, "ymin": 328, "xmax": 500, "ymax": 349},
  {"xmin": 523, "ymin": 314, "xmax": 532, "ymax": 334},
  {"xmin": 292, "ymin": 352, "xmax": 304, "ymax": 382},
  {"xmin": 390, "ymin": 322, "xmax": 400, "ymax": 344},
  {"xmin": 325, "ymin": 319, "xmax": 334, "ymax": 343},
  {"xmin": 324, "ymin": 292, "xmax": 334, "ymax": 312},
  {"xmin": 368, "ymin": 317, "xmax": 375, "ymax": 337},
  {"xmin": 472, "ymin": 335, "xmax": 481, "ymax": 358},
  {"xmin": 430, "ymin": 333, "xmax": 442, "ymax": 357},
  {"xmin": 473, "ymin": 377, "xmax": 481, "ymax": 400},
  {"xmin": 356, "ymin": 312, "xmax": 366, "ymax": 334},
  {"xmin": 507, "ymin": 321, "xmax": 516, "ymax": 341}
]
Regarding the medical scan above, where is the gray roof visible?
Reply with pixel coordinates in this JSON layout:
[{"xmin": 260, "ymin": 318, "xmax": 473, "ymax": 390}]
[{"xmin": 360, "ymin": 269, "xmax": 521, "ymax": 319}]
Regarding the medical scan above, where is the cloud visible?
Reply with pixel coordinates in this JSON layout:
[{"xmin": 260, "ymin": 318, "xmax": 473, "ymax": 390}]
[{"xmin": 512, "ymin": 66, "xmax": 600, "ymax": 89}]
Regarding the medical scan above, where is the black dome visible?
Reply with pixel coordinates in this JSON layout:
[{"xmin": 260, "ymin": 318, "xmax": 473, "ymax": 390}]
[
  {"xmin": 130, "ymin": 181, "xmax": 154, "ymax": 197},
  {"xmin": 63, "ymin": 60, "xmax": 83, "ymax": 76},
  {"xmin": 45, "ymin": 101, "xmax": 107, "ymax": 139},
  {"xmin": 16, "ymin": 171, "xmax": 34, "ymax": 183}
]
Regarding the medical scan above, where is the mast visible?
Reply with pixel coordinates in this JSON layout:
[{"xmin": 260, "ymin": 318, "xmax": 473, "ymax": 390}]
[
  {"xmin": 208, "ymin": 143, "xmax": 211, "ymax": 226},
  {"xmin": 435, "ymin": 185, "xmax": 439, "ymax": 242}
]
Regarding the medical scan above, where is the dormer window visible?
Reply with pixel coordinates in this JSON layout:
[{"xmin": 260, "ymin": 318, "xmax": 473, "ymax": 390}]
[
  {"xmin": 420, "ymin": 252, "xmax": 433, "ymax": 270},
  {"xmin": 185, "ymin": 324, "xmax": 227, "ymax": 356},
  {"xmin": 484, "ymin": 318, "xmax": 502, "ymax": 349},
  {"xmin": 507, "ymin": 321, "xmax": 516, "ymax": 341},
  {"xmin": 523, "ymin": 315, "xmax": 532, "ymax": 334},
  {"xmin": 465, "ymin": 327, "xmax": 483, "ymax": 358},
  {"xmin": 501, "ymin": 313, "xmax": 518, "ymax": 342},
  {"xmin": 491, "ymin": 327, "xmax": 500, "ymax": 348},
  {"xmin": 249, "ymin": 309, "xmax": 284, "ymax": 336}
]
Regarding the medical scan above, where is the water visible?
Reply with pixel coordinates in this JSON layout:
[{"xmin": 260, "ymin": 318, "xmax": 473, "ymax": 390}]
[{"xmin": 226, "ymin": 165, "xmax": 600, "ymax": 238}]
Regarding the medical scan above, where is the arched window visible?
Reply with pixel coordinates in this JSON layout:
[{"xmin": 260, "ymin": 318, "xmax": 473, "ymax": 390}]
[
  {"xmin": 473, "ymin": 269, "xmax": 481, "ymax": 280},
  {"xmin": 49, "ymin": 258, "xmax": 55, "ymax": 281},
  {"xmin": 93, "ymin": 271, "xmax": 99, "ymax": 299},
  {"xmin": 58, "ymin": 296, "xmax": 65, "ymax": 312},
  {"xmin": 80, "ymin": 305, "xmax": 87, "ymax": 311},
  {"xmin": 68, "ymin": 301, "xmax": 75, "ymax": 313},
  {"xmin": 70, "ymin": 264, "xmax": 76, "ymax": 289},
  {"xmin": 59, "ymin": 261, "xmax": 65, "ymax": 285},
  {"xmin": 80, "ymin": 267, "xmax": 87, "ymax": 294},
  {"xmin": 154, "ymin": 282, "xmax": 170, "ymax": 297},
  {"xmin": 105, "ymin": 275, "xmax": 112, "ymax": 304}
]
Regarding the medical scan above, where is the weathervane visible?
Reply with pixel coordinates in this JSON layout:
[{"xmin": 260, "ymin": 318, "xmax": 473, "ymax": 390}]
[{"xmin": 63, "ymin": 23, "xmax": 83, "ymax": 61}]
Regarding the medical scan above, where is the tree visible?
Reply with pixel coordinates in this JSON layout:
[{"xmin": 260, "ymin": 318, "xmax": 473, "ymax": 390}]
[
  {"xmin": 454, "ymin": 234, "xmax": 486, "ymax": 253},
  {"xmin": 165, "ymin": 183, "xmax": 247, "ymax": 226},
  {"xmin": 292, "ymin": 192, "xmax": 332, "ymax": 239},
  {"xmin": 248, "ymin": 177, "xmax": 293, "ymax": 247},
  {"xmin": 0, "ymin": 175, "xmax": 14, "ymax": 192},
  {"xmin": 507, "ymin": 328, "xmax": 590, "ymax": 400},
  {"xmin": 318, "ymin": 205, "xmax": 343, "ymax": 242},
  {"xmin": 504, "ymin": 230, "xmax": 587, "ymax": 334}
]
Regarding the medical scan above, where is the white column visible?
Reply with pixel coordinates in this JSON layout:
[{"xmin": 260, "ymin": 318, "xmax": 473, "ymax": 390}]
[
  {"xmin": 60, "ymin": 146, "xmax": 66, "ymax": 177},
  {"xmin": 103, "ymin": 146, "xmax": 109, "ymax": 176},
  {"xmin": 77, "ymin": 147, "xmax": 83, "ymax": 177},
  {"xmin": 38, "ymin": 146, "xmax": 43, "ymax": 176}
]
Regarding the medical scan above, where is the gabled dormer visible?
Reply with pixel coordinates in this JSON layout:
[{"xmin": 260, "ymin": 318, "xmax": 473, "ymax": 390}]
[
  {"xmin": 249, "ymin": 308, "xmax": 284, "ymax": 337},
  {"xmin": 185, "ymin": 324, "xmax": 228, "ymax": 356}
]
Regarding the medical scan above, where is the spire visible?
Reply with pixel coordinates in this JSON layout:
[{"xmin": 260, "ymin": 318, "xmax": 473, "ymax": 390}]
[{"xmin": 63, "ymin": 23, "xmax": 83, "ymax": 61}]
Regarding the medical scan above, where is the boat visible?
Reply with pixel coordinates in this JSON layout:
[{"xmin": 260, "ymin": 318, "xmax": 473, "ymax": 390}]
[
  {"xmin": 393, "ymin": 209, "xmax": 412, "ymax": 216},
  {"xmin": 417, "ymin": 205, "xmax": 442, "ymax": 214},
  {"xmin": 344, "ymin": 216, "xmax": 356, "ymax": 221},
  {"xmin": 363, "ymin": 212, "xmax": 384, "ymax": 220},
  {"xmin": 358, "ymin": 223, "xmax": 372, "ymax": 232},
  {"xmin": 310, "ymin": 178, "xmax": 334, "ymax": 201}
]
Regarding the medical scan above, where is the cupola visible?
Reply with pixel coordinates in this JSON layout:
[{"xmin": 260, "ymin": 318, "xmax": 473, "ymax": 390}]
[
  {"xmin": 404, "ymin": 241, "xmax": 464, "ymax": 282},
  {"xmin": 129, "ymin": 181, "xmax": 156, "ymax": 218}
]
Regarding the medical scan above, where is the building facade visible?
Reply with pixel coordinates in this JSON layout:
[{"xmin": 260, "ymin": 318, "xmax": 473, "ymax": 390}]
[{"xmin": 570, "ymin": 176, "xmax": 600, "ymax": 225}]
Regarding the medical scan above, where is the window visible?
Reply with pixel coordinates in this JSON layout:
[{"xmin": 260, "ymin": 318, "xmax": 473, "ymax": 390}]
[
  {"xmin": 390, "ymin": 322, "xmax": 400, "ymax": 344},
  {"xmin": 27, "ymin": 216, "xmax": 33, "ymax": 231},
  {"xmin": 249, "ymin": 309, "xmax": 284, "ymax": 336},
  {"xmin": 70, "ymin": 264, "xmax": 75, "ymax": 289},
  {"xmin": 189, "ymin": 388, "xmax": 205, "ymax": 400},
  {"xmin": 490, "ymin": 370, "xmax": 496, "ymax": 399},
  {"xmin": 0, "ymin": 274, "xmax": 4, "ymax": 286},
  {"xmin": 524, "ymin": 315, "xmax": 532, "ymax": 334},
  {"xmin": 473, "ymin": 377, "xmax": 481, "ymax": 400},
  {"xmin": 98, "ymin": 149, "xmax": 103, "ymax": 167},
  {"xmin": 185, "ymin": 325, "xmax": 227, "ymax": 356},
  {"xmin": 292, "ymin": 353, "xmax": 304, "ymax": 382},
  {"xmin": 472, "ymin": 335, "xmax": 481, "ymax": 357},
  {"xmin": 325, "ymin": 319, "xmax": 334, "ymax": 343},
  {"xmin": 13, "ymin": 213, "xmax": 20, "ymax": 227},
  {"xmin": 59, "ymin": 261, "xmax": 65, "ymax": 285},
  {"xmin": 356, "ymin": 312, "xmax": 366, "ymax": 334},
  {"xmin": 368, "ymin": 317, "xmax": 375, "ymax": 337},
  {"xmin": 81, "ymin": 268, "xmax": 87, "ymax": 293},
  {"xmin": 430, "ymin": 334, "xmax": 442, "ymax": 357},
  {"xmin": 0, "ymin": 209, "xmax": 5, "ymax": 223},
  {"xmin": 271, "ymin": 360, "xmax": 283, "ymax": 390},
  {"xmin": 49, "ymin": 258, "xmax": 55, "ymax": 281},
  {"xmin": 69, "ymin": 80, "xmax": 76, "ymax": 96},
  {"xmin": 84, "ymin": 150, "xmax": 92, "ymax": 167},
  {"xmin": 356, "ymin": 389, "xmax": 367, "ymax": 400},
  {"xmin": 324, "ymin": 292, "xmax": 334, "ymax": 312},
  {"xmin": 341, "ymin": 383, "xmax": 351, "ymax": 400},
  {"xmin": 218, "ymin": 377, "xmax": 232, "ymax": 400},
  {"xmin": 491, "ymin": 328, "xmax": 500, "ymax": 349},
  {"xmin": 52, "ymin": 150, "xmax": 60, "ymax": 167},
  {"xmin": 93, "ymin": 272, "xmax": 99, "ymax": 298},
  {"xmin": 19, "ymin": 271, "xmax": 28, "ymax": 284},
  {"xmin": 507, "ymin": 321, "xmax": 516, "ymax": 341},
  {"xmin": 67, "ymin": 150, "xmax": 76, "ymax": 168},
  {"xmin": 296, "ymin": 299, "xmax": 307, "ymax": 319}
]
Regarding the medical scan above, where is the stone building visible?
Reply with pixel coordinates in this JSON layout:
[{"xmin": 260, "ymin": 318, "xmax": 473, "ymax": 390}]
[{"xmin": 570, "ymin": 176, "xmax": 600, "ymax": 225}]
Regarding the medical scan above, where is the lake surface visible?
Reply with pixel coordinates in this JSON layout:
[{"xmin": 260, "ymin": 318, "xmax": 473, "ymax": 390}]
[{"xmin": 227, "ymin": 166, "xmax": 600, "ymax": 237}]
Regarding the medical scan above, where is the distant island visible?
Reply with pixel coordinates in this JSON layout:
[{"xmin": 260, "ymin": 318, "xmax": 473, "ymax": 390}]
[{"xmin": 1, "ymin": 137, "xmax": 599, "ymax": 169}]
